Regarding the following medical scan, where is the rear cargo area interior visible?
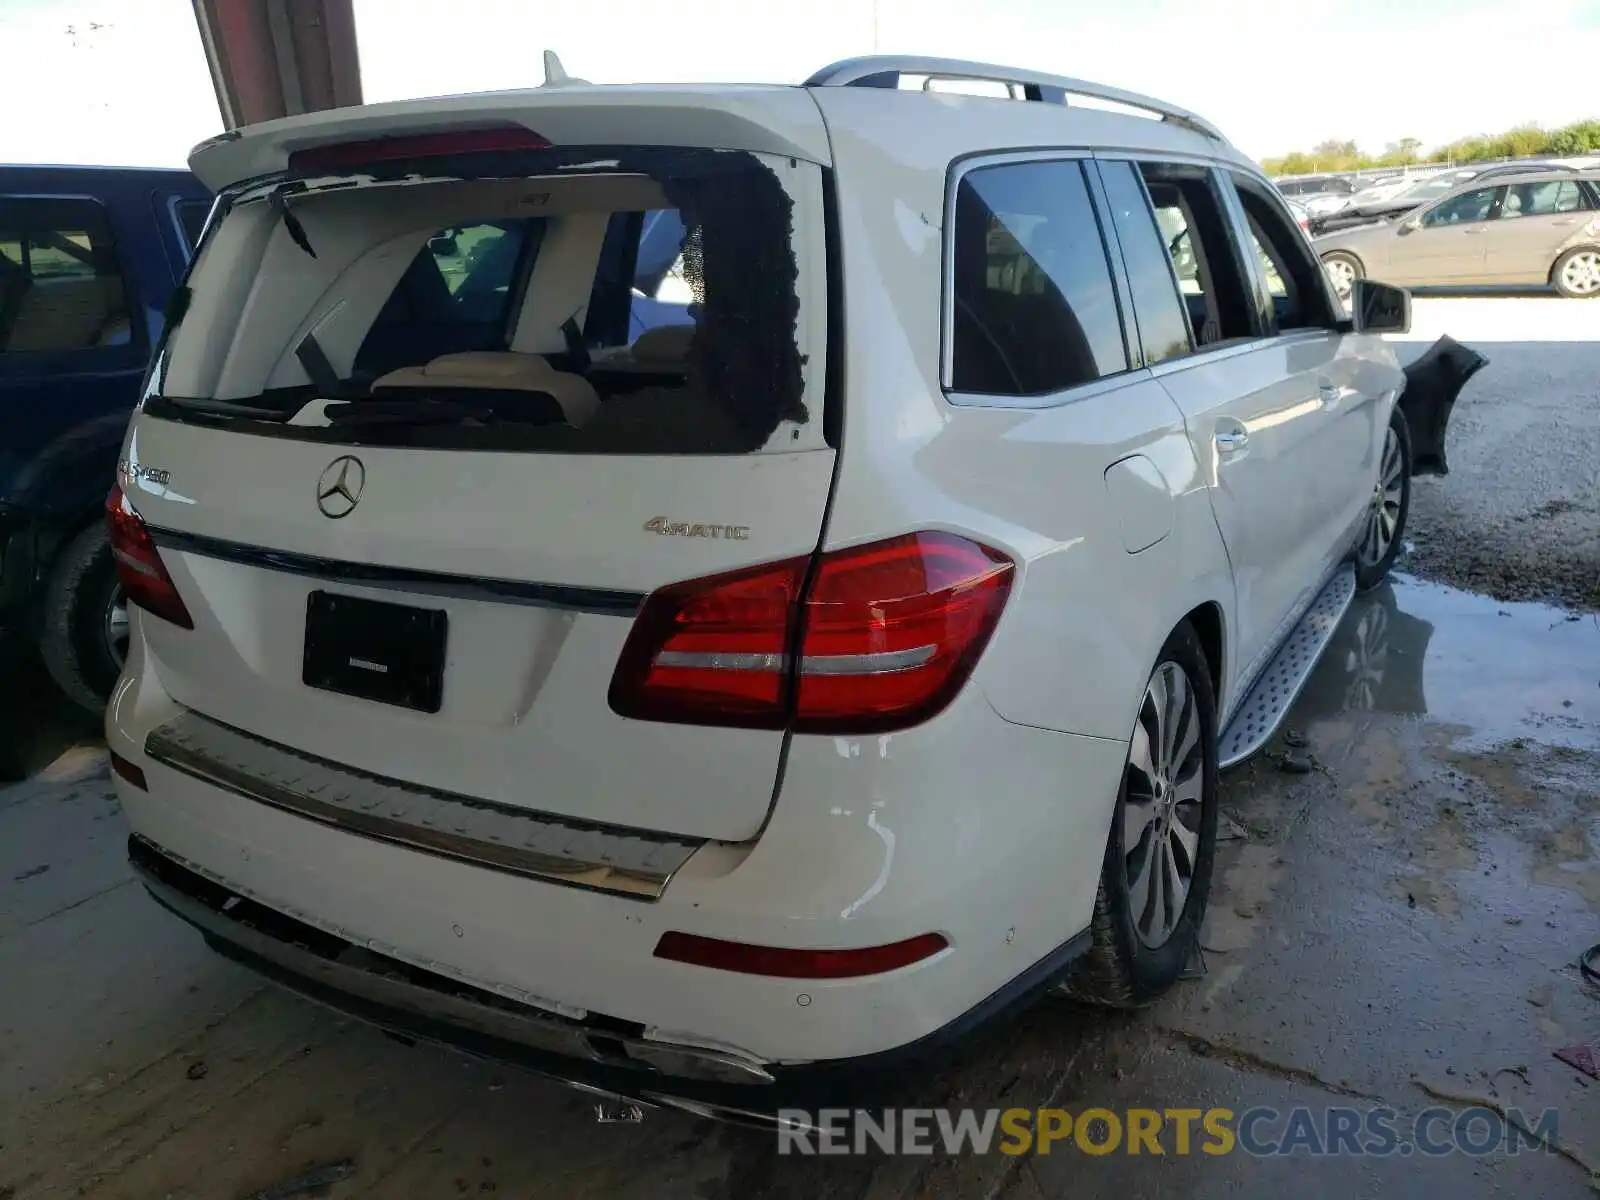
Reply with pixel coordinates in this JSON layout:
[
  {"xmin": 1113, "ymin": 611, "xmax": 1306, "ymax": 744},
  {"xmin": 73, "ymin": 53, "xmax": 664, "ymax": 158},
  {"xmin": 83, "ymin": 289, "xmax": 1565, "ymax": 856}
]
[{"xmin": 159, "ymin": 152, "xmax": 817, "ymax": 453}]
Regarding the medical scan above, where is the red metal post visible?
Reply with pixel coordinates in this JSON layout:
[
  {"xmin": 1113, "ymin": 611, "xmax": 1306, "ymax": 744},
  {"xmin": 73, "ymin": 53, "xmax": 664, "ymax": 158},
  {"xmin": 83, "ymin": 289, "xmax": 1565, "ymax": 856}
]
[{"xmin": 191, "ymin": 0, "xmax": 362, "ymax": 129}]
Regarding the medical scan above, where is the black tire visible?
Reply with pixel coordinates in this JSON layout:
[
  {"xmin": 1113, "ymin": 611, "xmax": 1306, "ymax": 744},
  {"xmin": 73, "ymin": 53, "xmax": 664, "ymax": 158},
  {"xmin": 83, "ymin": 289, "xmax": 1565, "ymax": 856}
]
[
  {"xmin": 1058, "ymin": 621, "xmax": 1219, "ymax": 1008},
  {"xmin": 39, "ymin": 523, "xmax": 125, "ymax": 714},
  {"xmin": 1551, "ymin": 246, "xmax": 1600, "ymax": 299},
  {"xmin": 1320, "ymin": 251, "xmax": 1364, "ymax": 303},
  {"xmin": 1353, "ymin": 406, "xmax": 1412, "ymax": 592}
]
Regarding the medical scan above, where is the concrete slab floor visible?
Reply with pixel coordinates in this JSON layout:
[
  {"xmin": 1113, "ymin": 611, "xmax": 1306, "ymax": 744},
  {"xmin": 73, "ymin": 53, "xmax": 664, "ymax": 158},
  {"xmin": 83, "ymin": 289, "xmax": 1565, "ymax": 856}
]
[{"xmin": 1, "ymin": 575, "xmax": 1597, "ymax": 1199}]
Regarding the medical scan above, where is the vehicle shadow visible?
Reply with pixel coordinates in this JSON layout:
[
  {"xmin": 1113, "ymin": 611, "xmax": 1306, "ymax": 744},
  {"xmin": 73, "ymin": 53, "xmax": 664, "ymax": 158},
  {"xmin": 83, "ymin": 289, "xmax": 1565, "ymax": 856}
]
[{"xmin": 0, "ymin": 645, "xmax": 102, "ymax": 783}]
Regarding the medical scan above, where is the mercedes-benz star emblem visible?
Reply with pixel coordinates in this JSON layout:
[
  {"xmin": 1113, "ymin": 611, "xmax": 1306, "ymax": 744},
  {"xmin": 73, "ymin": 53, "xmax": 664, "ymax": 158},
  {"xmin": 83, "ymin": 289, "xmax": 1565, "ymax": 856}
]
[{"xmin": 316, "ymin": 456, "xmax": 365, "ymax": 519}]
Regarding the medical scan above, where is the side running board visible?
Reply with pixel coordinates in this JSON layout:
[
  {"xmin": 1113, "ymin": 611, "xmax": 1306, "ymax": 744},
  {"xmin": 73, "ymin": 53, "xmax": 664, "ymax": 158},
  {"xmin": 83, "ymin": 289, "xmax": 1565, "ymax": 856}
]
[{"xmin": 1218, "ymin": 565, "xmax": 1356, "ymax": 769}]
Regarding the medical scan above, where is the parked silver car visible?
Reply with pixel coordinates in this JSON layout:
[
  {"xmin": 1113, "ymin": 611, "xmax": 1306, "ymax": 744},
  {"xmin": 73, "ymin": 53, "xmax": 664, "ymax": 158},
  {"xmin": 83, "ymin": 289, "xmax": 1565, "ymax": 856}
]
[{"xmin": 1314, "ymin": 169, "xmax": 1600, "ymax": 298}]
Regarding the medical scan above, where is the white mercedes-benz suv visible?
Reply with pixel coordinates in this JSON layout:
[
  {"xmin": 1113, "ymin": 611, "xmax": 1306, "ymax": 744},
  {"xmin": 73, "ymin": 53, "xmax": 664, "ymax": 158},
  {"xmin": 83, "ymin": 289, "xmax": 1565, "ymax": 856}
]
[{"xmin": 107, "ymin": 55, "xmax": 1430, "ymax": 1120}]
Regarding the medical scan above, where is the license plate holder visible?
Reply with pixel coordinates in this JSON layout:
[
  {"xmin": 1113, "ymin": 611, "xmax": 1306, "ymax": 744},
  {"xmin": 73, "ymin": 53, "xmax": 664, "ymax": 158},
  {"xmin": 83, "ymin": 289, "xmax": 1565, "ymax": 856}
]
[{"xmin": 302, "ymin": 591, "xmax": 447, "ymax": 713}]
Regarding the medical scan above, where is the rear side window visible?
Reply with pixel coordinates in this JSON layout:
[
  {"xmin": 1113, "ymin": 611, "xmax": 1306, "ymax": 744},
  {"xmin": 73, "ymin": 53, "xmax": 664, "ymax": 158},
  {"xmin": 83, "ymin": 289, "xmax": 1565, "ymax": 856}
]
[
  {"xmin": 949, "ymin": 159, "xmax": 1127, "ymax": 396},
  {"xmin": 355, "ymin": 220, "xmax": 542, "ymax": 375},
  {"xmin": 174, "ymin": 199, "xmax": 211, "ymax": 254},
  {"xmin": 1096, "ymin": 161, "xmax": 1193, "ymax": 366},
  {"xmin": 0, "ymin": 197, "xmax": 133, "ymax": 355}
]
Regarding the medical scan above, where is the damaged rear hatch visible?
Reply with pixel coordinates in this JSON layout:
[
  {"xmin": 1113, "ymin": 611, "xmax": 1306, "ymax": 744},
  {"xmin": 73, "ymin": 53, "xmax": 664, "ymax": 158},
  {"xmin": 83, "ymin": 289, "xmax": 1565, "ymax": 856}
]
[{"xmin": 119, "ymin": 86, "xmax": 836, "ymax": 844}]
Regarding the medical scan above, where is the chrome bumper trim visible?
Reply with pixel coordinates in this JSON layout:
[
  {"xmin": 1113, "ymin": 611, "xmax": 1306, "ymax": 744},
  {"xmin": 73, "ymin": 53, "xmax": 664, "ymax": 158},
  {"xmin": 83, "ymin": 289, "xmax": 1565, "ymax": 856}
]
[{"xmin": 143, "ymin": 709, "xmax": 703, "ymax": 900}]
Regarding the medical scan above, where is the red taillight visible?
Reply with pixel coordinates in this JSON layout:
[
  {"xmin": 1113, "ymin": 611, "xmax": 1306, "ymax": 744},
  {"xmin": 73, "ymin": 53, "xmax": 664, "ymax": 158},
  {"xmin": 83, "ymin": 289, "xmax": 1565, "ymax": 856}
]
[
  {"xmin": 608, "ymin": 556, "xmax": 806, "ymax": 728},
  {"xmin": 110, "ymin": 750, "xmax": 147, "ymax": 790},
  {"xmin": 796, "ymin": 532, "xmax": 1014, "ymax": 732},
  {"xmin": 287, "ymin": 126, "xmax": 551, "ymax": 175},
  {"xmin": 106, "ymin": 485, "xmax": 193, "ymax": 630},
  {"xmin": 608, "ymin": 532, "xmax": 1014, "ymax": 733},
  {"xmin": 653, "ymin": 930, "xmax": 948, "ymax": 978}
]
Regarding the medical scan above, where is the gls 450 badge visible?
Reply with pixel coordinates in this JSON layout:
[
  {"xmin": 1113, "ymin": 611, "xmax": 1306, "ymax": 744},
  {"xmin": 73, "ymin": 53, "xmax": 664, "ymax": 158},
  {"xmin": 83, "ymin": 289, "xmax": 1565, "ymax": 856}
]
[
  {"xmin": 644, "ymin": 516, "xmax": 750, "ymax": 541},
  {"xmin": 118, "ymin": 460, "xmax": 171, "ymax": 488}
]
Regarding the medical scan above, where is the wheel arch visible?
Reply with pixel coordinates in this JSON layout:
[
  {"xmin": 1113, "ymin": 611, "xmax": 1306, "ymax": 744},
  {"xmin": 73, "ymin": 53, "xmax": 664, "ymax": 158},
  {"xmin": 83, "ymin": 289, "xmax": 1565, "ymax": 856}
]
[
  {"xmin": 1180, "ymin": 600, "xmax": 1225, "ymax": 707},
  {"xmin": 1551, "ymin": 243, "xmax": 1600, "ymax": 285},
  {"xmin": 8, "ymin": 412, "xmax": 125, "ymax": 622},
  {"xmin": 1321, "ymin": 247, "xmax": 1366, "ymax": 275}
]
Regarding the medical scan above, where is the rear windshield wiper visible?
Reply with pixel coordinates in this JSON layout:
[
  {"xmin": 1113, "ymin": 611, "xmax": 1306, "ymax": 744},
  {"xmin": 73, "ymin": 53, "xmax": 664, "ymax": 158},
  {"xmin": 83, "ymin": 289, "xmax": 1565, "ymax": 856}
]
[
  {"xmin": 269, "ymin": 186, "xmax": 317, "ymax": 259},
  {"xmin": 320, "ymin": 397, "xmax": 555, "ymax": 429},
  {"xmin": 154, "ymin": 394, "xmax": 296, "ymax": 422}
]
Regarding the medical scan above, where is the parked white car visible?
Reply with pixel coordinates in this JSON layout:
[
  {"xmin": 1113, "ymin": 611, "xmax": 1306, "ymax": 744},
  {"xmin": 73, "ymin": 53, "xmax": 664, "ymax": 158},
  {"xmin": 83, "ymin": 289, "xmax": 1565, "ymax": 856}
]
[{"xmin": 107, "ymin": 54, "xmax": 1416, "ymax": 1120}]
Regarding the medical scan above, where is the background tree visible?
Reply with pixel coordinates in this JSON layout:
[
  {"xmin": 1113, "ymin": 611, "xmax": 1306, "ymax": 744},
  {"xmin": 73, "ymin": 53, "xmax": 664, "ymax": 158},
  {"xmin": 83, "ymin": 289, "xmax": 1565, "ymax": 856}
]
[{"xmin": 1262, "ymin": 117, "xmax": 1599, "ymax": 175}]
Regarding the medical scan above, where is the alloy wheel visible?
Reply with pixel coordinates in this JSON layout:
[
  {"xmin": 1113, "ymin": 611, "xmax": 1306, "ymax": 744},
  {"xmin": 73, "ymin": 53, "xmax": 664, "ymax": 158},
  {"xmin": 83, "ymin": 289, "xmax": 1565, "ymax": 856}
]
[
  {"xmin": 1560, "ymin": 250, "xmax": 1600, "ymax": 297},
  {"xmin": 1358, "ymin": 425, "xmax": 1405, "ymax": 568},
  {"xmin": 1123, "ymin": 660, "xmax": 1205, "ymax": 948},
  {"xmin": 1324, "ymin": 256, "xmax": 1356, "ymax": 302}
]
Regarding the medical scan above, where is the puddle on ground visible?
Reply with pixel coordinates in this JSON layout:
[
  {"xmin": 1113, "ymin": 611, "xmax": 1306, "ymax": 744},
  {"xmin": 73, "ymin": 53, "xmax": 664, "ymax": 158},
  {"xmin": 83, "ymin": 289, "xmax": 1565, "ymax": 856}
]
[{"xmin": 1292, "ymin": 574, "xmax": 1600, "ymax": 752}]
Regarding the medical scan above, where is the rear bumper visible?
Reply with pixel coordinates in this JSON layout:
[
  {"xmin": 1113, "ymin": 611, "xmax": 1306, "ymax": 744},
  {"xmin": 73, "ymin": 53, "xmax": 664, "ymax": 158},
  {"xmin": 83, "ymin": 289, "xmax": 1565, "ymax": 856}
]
[
  {"xmin": 111, "ymin": 603, "xmax": 1126, "ymax": 1075},
  {"xmin": 130, "ymin": 833, "xmax": 1088, "ymax": 1120}
]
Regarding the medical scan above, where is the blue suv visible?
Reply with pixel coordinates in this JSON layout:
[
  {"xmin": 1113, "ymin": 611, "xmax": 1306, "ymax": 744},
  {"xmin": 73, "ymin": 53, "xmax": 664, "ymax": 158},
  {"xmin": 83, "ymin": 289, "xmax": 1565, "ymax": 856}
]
[{"xmin": 1, "ymin": 165, "xmax": 211, "ymax": 710}]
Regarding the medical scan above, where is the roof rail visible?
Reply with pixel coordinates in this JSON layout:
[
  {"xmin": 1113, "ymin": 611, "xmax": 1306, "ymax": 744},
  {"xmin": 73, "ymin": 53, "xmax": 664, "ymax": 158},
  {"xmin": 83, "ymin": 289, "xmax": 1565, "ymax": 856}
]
[{"xmin": 803, "ymin": 56, "xmax": 1226, "ymax": 143}]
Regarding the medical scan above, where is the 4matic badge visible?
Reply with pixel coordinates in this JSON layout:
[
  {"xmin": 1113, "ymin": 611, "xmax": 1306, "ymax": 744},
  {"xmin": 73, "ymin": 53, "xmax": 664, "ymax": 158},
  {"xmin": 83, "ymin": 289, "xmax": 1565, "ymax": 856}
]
[{"xmin": 644, "ymin": 516, "xmax": 750, "ymax": 541}]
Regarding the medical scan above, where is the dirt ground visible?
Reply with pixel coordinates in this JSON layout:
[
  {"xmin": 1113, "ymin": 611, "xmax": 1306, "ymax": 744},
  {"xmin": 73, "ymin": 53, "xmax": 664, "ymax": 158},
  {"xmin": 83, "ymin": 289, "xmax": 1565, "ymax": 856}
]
[
  {"xmin": 2, "ymin": 297, "xmax": 1598, "ymax": 1199},
  {"xmin": 1398, "ymin": 296, "xmax": 1600, "ymax": 612}
]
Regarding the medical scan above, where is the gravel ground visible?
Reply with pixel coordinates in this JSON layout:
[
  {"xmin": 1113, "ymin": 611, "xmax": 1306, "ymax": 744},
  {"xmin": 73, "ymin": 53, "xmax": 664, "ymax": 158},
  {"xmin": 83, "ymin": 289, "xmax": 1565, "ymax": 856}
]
[{"xmin": 1394, "ymin": 296, "xmax": 1600, "ymax": 611}]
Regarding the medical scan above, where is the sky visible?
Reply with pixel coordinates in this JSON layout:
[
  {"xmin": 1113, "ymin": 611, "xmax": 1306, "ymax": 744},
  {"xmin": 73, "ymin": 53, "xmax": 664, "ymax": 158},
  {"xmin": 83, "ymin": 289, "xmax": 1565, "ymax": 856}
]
[{"xmin": 2, "ymin": 0, "xmax": 1599, "ymax": 169}]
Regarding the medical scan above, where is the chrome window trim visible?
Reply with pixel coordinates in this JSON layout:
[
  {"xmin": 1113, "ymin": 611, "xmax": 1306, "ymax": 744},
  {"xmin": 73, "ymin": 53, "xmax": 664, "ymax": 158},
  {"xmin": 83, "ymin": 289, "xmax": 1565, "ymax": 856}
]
[
  {"xmin": 938, "ymin": 147, "xmax": 1319, "ymax": 406},
  {"xmin": 945, "ymin": 366, "xmax": 1155, "ymax": 411},
  {"xmin": 1144, "ymin": 328, "xmax": 1336, "ymax": 381}
]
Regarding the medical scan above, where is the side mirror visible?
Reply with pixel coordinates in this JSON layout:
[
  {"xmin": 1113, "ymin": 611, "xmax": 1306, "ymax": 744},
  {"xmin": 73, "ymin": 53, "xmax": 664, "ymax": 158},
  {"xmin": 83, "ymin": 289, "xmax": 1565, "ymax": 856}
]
[
  {"xmin": 1351, "ymin": 279, "xmax": 1410, "ymax": 335},
  {"xmin": 1396, "ymin": 217, "xmax": 1422, "ymax": 236},
  {"xmin": 427, "ymin": 233, "xmax": 459, "ymax": 257}
]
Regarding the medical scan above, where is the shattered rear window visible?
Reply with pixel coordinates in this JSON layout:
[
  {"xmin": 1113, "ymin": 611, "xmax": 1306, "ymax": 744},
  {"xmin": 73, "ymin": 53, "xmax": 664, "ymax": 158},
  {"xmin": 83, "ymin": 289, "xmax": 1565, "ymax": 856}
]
[{"xmin": 148, "ymin": 148, "xmax": 818, "ymax": 455}]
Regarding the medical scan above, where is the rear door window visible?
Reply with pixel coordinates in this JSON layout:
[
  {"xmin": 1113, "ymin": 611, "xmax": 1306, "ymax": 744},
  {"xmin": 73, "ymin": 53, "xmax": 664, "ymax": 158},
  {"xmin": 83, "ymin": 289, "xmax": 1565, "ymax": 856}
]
[
  {"xmin": 1095, "ymin": 160, "xmax": 1193, "ymax": 366},
  {"xmin": 0, "ymin": 196, "xmax": 135, "ymax": 356},
  {"xmin": 1500, "ymin": 180, "xmax": 1586, "ymax": 218},
  {"xmin": 948, "ymin": 158, "xmax": 1128, "ymax": 397}
]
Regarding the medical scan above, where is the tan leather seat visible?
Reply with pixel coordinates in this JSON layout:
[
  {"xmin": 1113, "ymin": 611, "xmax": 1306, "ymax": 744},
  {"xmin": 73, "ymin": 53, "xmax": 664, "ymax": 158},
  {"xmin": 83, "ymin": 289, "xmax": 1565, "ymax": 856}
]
[
  {"xmin": 372, "ymin": 351, "xmax": 599, "ymax": 427},
  {"xmin": 629, "ymin": 323, "xmax": 695, "ymax": 365},
  {"xmin": 6, "ymin": 277, "xmax": 127, "ymax": 354}
]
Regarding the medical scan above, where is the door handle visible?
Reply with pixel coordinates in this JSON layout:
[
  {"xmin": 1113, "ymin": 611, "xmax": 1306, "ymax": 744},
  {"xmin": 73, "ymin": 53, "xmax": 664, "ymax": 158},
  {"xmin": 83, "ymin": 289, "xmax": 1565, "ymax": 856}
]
[
  {"xmin": 1318, "ymin": 378, "xmax": 1339, "ymax": 398},
  {"xmin": 1214, "ymin": 428, "xmax": 1249, "ymax": 454},
  {"xmin": 1462, "ymin": 226, "xmax": 1486, "ymax": 234}
]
